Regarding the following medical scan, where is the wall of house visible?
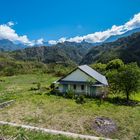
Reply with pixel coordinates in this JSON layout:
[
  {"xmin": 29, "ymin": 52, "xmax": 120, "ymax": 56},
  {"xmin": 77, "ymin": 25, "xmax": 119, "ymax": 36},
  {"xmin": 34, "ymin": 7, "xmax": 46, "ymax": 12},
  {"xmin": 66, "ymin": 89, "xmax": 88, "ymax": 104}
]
[
  {"xmin": 58, "ymin": 84, "xmax": 106, "ymax": 97},
  {"xmin": 69, "ymin": 84, "xmax": 87, "ymax": 94},
  {"xmin": 58, "ymin": 83, "xmax": 86, "ymax": 93},
  {"xmin": 58, "ymin": 84, "xmax": 64, "ymax": 92}
]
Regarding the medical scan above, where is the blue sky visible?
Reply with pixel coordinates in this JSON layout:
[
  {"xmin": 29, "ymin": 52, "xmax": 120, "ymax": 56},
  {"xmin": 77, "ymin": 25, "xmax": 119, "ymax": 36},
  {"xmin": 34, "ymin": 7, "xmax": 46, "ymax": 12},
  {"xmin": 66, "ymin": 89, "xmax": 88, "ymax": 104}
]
[{"xmin": 0, "ymin": 0, "xmax": 140, "ymax": 45}]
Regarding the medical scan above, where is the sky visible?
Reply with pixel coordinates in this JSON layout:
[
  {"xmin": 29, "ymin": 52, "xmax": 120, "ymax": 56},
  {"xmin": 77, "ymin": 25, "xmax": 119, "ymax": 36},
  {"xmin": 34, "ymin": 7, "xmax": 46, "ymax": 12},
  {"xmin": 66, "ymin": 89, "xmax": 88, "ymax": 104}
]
[{"xmin": 0, "ymin": 0, "xmax": 140, "ymax": 45}]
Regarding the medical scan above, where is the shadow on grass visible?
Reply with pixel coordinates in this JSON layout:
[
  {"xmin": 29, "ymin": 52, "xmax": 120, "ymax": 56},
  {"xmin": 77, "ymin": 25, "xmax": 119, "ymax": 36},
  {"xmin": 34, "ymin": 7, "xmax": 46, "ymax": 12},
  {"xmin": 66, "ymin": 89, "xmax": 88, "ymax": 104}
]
[{"xmin": 104, "ymin": 97, "xmax": 140, "ymax": 106}]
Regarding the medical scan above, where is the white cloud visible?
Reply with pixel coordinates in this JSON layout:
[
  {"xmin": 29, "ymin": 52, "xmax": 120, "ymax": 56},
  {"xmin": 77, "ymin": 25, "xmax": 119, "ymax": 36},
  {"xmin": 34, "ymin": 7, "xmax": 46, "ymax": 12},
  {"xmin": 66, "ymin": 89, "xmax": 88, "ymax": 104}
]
[
  {"xmin": 49, "ymin": 12, "xmax": 140, "ymax": 44},
  {"xmin": 36, "ymin": 38, "xmax": 44, "ymax": 45},
  {"xmin": 1, "ymin": 12, "xmax": 140, "ymax": 46},
  {"xmin": 0, "ymin": 21, "xmax": 44, "ymax": 46},
  {"xmin": 48, "ymin": 40, "xmax": 57, "ymax": 45},
  {"xmin": 7, "ymin": 21, "xmax": 14, "ymax": 26},
  {"xmin": 48, "ymin": 37, "xmax": 66, "ymax": 45}
]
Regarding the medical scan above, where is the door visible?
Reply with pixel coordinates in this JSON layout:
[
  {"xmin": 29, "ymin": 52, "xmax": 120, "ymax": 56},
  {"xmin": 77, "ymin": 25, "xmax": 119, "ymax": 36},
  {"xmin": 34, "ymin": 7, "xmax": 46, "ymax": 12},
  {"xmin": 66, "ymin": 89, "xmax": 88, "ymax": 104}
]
[
  {"xmin": 90, "ymin": 86, "xmax": 96, "ymax": 96},
  {"xmin": 63, "ymin": 84, "xmax": 68, "ymax": 92}
]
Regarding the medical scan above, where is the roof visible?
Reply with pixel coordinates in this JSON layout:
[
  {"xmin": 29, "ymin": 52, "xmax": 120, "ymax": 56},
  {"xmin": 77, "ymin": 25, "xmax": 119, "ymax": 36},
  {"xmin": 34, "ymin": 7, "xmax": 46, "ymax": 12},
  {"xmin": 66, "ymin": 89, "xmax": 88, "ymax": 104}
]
[
  {"xmin": 78, "ymin": 65, "xmax": 108, "ymax": 86},
  {"xmin": 57, "ymin": 65, "xmax": 108, "ymax": 86}
]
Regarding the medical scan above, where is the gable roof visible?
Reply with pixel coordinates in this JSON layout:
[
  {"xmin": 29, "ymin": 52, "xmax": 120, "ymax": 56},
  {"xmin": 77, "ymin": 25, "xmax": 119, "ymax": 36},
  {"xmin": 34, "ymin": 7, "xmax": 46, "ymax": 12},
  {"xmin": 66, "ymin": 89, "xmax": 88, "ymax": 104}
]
[
  {"xmin": 58, "ymin": 65, "xmax": 108, "ymax": 86},
  {"xmin": 78, "ymin": 65, "xmax": 108, "ymax": 86}
]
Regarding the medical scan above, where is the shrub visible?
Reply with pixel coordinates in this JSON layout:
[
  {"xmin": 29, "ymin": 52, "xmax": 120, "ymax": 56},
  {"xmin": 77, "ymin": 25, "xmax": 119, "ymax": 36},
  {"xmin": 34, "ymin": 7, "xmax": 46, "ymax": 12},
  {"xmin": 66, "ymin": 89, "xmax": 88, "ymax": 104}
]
[
  {"xmin": 65, "ymin": 89, "xmax": 75, "ymax": 99},
  {"xmin": 4, "ymin": 67, "xmax": 15, "ymax": 76},
  {"xmin": 50, "ymin": 83, "xmax": 55, "ymax": 90},
  {"xmin": 30, "ymin": 82, "xmax": 41, "ymax": 91},
  {"xmin": 50, "ymin": 89, "xmax": 62, "ymax": 96},
  {"xmin": 75, "ymin": 95, "xmax": 86, "ymax": 104}
]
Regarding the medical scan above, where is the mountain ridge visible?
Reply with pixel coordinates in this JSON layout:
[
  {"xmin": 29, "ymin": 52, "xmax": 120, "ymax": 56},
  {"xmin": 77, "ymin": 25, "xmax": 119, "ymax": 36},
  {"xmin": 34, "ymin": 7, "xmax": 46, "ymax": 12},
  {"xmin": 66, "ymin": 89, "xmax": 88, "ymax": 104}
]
[
  {"xmin": 1, "ymin": 28, "xmax": 140, "ymax": 51},
  {"xmin": 1, "ymin": 30, "xmax": 140, "ymax": 66},
  {"xmin": 81, "ymin": 31, "xmax": 140, "ymax": 65}
]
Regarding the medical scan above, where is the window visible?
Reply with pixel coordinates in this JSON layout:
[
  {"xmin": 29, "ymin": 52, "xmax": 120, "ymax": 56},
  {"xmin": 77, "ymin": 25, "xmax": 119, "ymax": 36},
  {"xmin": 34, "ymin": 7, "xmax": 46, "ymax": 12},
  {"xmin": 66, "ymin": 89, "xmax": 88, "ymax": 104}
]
[
  {"xmin": 73, "ymin": 84, "xmax": 76, "ymax": 90},
  {"xmin": 81, "ymin": 85, "xmax": 84, "ymax": 90}
]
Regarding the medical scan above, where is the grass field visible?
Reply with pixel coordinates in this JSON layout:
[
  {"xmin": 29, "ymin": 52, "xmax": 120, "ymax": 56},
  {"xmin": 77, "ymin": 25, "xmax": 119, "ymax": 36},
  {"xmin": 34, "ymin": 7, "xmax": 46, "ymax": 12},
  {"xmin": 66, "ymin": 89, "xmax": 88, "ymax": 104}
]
[
  {"xmin": 0, "ymin": 74, "xmax": 140, "ymax": 140},
  {"xmin": 0, "ymin": 125, "xmax": 80, "ymax": 140}
]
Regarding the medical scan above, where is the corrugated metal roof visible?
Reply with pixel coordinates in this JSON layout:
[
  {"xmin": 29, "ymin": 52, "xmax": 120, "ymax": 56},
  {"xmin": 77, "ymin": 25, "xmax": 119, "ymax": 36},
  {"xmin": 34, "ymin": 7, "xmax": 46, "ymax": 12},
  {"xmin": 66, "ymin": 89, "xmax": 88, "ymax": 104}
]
[{"xmin": 78, "ymin": 65, "xmax": 108, "ymax": 86}]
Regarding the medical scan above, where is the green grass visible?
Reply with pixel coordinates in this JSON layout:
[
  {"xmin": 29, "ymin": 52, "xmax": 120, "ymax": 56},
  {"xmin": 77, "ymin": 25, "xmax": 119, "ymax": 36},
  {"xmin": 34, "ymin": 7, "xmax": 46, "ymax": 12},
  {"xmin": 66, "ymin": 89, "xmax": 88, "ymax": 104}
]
[
  {"xmin": 0, "ymin": 74, "xmax": 140, "ymax": 140},
  {"xmin": 0, "ymin": 125, "xmax": 81, "ymax": 140}
]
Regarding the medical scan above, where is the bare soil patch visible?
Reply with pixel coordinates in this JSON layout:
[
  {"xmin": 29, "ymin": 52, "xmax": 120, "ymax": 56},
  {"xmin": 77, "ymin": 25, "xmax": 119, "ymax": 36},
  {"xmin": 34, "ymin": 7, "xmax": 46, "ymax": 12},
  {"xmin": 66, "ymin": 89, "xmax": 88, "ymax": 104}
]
[{"xmin": 92, "ymin": 117, "xmax": 117, "ymax": 136}]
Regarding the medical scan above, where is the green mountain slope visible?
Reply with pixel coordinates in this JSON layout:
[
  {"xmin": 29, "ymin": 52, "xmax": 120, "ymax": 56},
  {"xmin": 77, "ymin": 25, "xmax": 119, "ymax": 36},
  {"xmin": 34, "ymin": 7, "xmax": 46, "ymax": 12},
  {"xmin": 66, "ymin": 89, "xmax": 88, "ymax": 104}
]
[
  {"xmin": 1, "ymin": 32, "xmax": 140, "ymax": 66},
  {"xmin": 9, "ymin": 41, "xmax": 92, "ymax": 65},
  {"xmin": 81, "ymin": 32, "xmax": 140, "ymax": 65}
]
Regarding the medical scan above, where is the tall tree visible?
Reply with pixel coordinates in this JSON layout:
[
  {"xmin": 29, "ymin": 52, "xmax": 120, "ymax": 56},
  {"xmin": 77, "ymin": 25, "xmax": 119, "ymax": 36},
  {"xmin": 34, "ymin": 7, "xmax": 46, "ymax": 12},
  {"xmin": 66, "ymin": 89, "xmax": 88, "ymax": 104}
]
[
  {"xmin": 118, "ymin": 63, "xmax": 140, "ymax": 101},
  {"xmin": 108, "ymin": 63, "xmax": 140, "ymax": 102}
]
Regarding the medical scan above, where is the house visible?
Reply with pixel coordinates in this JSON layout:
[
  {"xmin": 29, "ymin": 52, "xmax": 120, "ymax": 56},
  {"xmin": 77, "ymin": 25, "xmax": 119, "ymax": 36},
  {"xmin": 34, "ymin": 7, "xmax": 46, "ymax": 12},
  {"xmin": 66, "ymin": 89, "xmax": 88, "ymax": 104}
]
[{"xmin": 56, "ymin": 65, "xmax": 108, "ymax": 96}]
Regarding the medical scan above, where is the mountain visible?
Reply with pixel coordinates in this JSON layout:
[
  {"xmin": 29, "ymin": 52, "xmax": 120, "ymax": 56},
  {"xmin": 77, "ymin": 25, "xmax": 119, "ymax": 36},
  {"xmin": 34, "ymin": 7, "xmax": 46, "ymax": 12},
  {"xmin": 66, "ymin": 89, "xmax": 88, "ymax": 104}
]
[
  {"xmin": 10, "ymin": 46, "xmax": 72, "ymax": 64},
  {"xmin": 55, "ymin": 41, "xmax": 93, "ymax": 63},
  {"xmin": 1, "ymin": 28, "xmax": 140, "ymax": 52},
  {"xmin": 81, "ymin": 32, "xmax": 140, "ymax": 65},
  {"xmin": 0, "ymin": 39, "xmax": 27, "ymax": 51},
  {"xmin": 8, "ymin": 41, "xmax": 93, "ymax": 65},
  {"xmin": 1, "ymin": 31, "xmax": 140, "ymax": 66},
  {"xmin": 0, "ymin": 39, "xmax": 19, "ymax": 51}
]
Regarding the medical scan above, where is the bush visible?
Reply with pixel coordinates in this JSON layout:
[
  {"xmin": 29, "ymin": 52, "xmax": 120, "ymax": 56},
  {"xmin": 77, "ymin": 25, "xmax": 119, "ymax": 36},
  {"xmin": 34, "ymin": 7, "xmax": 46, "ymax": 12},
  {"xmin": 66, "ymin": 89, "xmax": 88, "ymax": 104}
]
[
  {"xmin": 4, "ymin": 67, "xmax": 15, "ymax": 76},
  {"xmin": 65, "ymin": 89, "xmax": 75, "ymax": 99},
  {"xmin": 50, "ymin": 83, "xmax": 55, "ymax": 90},
  {"xmin": 30, "ymin": 82, "xmax": 41, "ymax": 91},
  {"xmin": 75, "ymin": 95, "xmax": 86, "ymax": 104},
  {"xmin": 50, "ymin": 89, "xmax": 62, "ymax": 96}
]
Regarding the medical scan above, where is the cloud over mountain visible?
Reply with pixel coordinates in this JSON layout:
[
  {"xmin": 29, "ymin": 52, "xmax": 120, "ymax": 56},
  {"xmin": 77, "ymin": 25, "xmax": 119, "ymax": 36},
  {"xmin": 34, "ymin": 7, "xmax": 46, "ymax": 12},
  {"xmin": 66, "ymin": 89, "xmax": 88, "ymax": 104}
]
[
  {"xmin": 49, "ymin": 13, "xmax": 140, "ymax": 44},
  {"xmin": 0, "ymin": 22, "xmax": 43, "ymax": 46},
  {"xmin": 1, "ymin": 12, "xmax": 140, "ymax": 46}
]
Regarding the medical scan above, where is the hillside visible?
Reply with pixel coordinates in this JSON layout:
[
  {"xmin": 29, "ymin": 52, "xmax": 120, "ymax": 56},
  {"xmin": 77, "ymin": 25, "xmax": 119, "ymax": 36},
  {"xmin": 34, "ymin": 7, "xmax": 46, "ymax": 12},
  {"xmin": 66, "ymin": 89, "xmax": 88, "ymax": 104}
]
[
  {"xmin": 8, "ymin": 41, "xmax": 92, "ymax": 65},
  {"xmin": 0, "ymin": 39, "xmax": 19, "ymax": 51},
  {"xmin": 81, "ymin": 32, "xmax": 140, "ymax": 65},
  {"xmin": 1, "ymin": 32, "xmax": 140, "ymax": 66},
  {"xmin": 0, "ymin": 39, "xmax": 27, "ymax": 51}
]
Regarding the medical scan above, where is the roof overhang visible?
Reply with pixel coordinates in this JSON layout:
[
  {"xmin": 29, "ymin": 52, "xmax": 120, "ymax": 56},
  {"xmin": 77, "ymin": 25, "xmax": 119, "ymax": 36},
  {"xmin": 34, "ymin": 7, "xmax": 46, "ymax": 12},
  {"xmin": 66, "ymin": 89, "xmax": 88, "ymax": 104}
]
[{"xmin": 59, "ymin": 80, "xmax": 87, "ymax": 84}]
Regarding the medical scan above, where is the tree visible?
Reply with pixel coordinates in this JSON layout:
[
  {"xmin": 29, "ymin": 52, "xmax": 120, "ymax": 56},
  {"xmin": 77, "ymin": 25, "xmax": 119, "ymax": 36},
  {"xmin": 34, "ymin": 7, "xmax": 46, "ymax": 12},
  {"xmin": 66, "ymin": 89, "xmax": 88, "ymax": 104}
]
[
  {"xmin": 90, "ymin": 63, "xmax": 107, "ymax": 74},
  {"xmin": 106, "ymin": 59, "xmax": 124, "ymax": 70},
  {"xmin": 118, "ymin": 63, "xmax": 140, "ymax": 102},
  {"xmin": 106, "ymin": 70, "xmax": 121, "ymax": 96},
  {"xmin": 107, "ymin": 63, "xmax": 140, "ymax": 102}
]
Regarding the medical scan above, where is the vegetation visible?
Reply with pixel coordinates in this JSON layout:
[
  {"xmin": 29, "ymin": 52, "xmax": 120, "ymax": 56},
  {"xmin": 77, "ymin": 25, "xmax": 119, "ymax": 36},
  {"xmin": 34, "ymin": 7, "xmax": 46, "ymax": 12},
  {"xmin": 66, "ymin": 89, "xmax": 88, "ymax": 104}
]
[
  {"xmin": 1, "ymin": 31, "xmax": 140, "ymax": 139},
  {"xmin": 75, "ymin": 95, "xmax": 86, "ymax": 104},
  {"xmin": 105, "ymin": 61, "xmax": 140, "ymax": 102},
  {"xmin": 81, "ymin": 32, "xmax": 140, "ymax": 65},
  {"xmin": 0, "ymin": 32, "xmax": 140, "ymax": 67},
  {"xmin": 90, "ymin": 63, "xmax": 107, "ymax": 74},
  {"xmin": 90, "ymin": 59, "xmax": 140, "ymax": 102},
  {"xmin": 65, "ymin": 89, "xmax": 75, "ymax": 99},
  {"xmin": 0, "ymin": 54, "xmax": 74, "ymax": 77},
  {"xmin": 108, "ymin": 63, "xmax": 140, "ymax": 102},
  {"xmin": 106, "ymin": 59, "xmax": 124, "ymax": 70},
  {"xmin": 7, "ymin": 41, "xmax": 91, "ymax": 65},
  {"xmin": 0, "ymin": 125, "xmax": 80, "ymax": 140},
  {"xmin": 0, "ymin": 74, "xmax": 140, "ymax": 140}
]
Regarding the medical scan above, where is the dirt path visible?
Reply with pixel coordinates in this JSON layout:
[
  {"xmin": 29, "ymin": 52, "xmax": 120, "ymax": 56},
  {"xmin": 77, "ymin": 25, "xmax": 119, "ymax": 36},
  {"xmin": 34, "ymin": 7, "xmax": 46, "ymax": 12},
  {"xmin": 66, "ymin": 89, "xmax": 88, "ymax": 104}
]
[{"xmin": 0, "ymin": 121, "xmax": 115, "ymax": 140}]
